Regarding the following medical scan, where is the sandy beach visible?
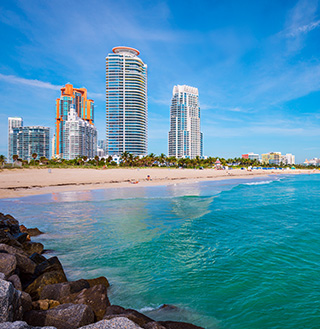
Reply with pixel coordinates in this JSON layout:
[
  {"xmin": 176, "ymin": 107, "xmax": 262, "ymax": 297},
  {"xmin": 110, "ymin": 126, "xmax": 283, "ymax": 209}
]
[{"xmin": 0, "ymin": 167, "xmax": 316, "ymax": 199}]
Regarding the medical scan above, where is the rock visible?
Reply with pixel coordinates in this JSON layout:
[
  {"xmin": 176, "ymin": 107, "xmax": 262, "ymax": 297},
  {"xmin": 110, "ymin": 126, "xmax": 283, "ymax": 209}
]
[
  {"xmin": 0, "ymin": 253, "xmax": 17, "ymax": 277},
  {"xmin": 32, "ymin": 299, "xmax": 60, "ymax": 311},
  {"xmin": 29, "ymin": 253, "xmax": 47, "ymax": 265},
  {"xmin": 0, "ymin": 214, "xmax": 20, "ymax": 235},
  {"xmin": 142, "ymin": 322, "xmax": 167, "ymax": 329},
  {"xmin": 0, "ymin": 244, "xmax": 35, "ymax": 276},
  {"xmin": 0, "ymin": 272, "xmax": 5, "ymax": 280},
  {"xmin": 0, "ymin": 243, "xmax": 28, "ymax": 257},
  {"xmin": 24, "ymin": 303, "xmax": 95, "ymax": 329},
  {"xmin": 40, "ymin": 279, "xmax": 89, "ymax": 301},
  {"xmin": 35, "ymin": 257, "xmax": 65, "ymax": 277},
  {"xmin": 104, "ymin": 305, "xmax": 126, "ymax": 316},
  {"xmin": 20, "ymin": 291, "xmax": 32, "ymax": 312},
  {"xmin": 79, "ymin": 317, "xmax": 143, "ymax": 329},
  {"xmin": 24, "ymin": 271, "xmax": 67, "ymax": 301},
  {"xmin": 103, "ymin": 305, "xmax": 153, "ymax": 327},
  {"xmin": 86, "ymin": 276, "xmax": 109, "ymax": 289},
  {"xmin": 0, "ymin": 244, "xmax": 36, "ymax": 275},
  {"xmin": 0, "ymin": 320, "xmax": 57, "ymax": 328},
  {"xmin": 158, "ymin": 322, "xmax": 205, "ymax": 329},
  {"xmin": 0, "ymin": 279, "xmax": 23, "ymax": 322},
  {"xmin": 13, "ymin": 233, "xmax": 29, "ymax": 244},
  {"xmin": 8, "ymin": 275, "xmax": 22, "ymax": 291},
  {"xmin": 25, "ymin": 228, "xmax": 44, "ymax": 237},
  {"xmin": 60, "ymin": 284, "xmax": 110, "ymax": 321},
  {"xmin": 0, "ymin": 230, "xmax": 23, "ymax": 249},
  {"xmin": 22, "ymin": 242, "xmax": 44, "ymax": 256},
  {"xmin": 157, "ymin": 304, "xmax": 179, "ymax": 311}
]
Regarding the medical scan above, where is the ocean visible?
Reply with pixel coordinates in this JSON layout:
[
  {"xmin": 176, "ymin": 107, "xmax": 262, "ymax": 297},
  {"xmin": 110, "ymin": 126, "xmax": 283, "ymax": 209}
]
[{"xmin": 1, "ymin": 174, "xmax": 320, "ymax": 329}]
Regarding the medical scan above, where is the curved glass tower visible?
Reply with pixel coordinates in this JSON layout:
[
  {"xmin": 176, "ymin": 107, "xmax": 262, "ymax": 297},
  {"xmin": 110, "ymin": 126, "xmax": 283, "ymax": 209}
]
[{"xmin": 106, "ymin": 46, "xmax": 147, "ymax": 156}]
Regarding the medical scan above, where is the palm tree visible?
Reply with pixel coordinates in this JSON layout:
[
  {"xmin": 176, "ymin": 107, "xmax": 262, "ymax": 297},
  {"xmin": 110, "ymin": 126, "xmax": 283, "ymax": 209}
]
[
  {"xmin": 13, "ymin": 154, "xmax": 18, "ymax": 162},
  {"xmin": 31, "ymin": 153, "xmax": 37, "ymax": 165},
  {"xmin": 121, "ymin": 151, "xmax": 130, "ymax": 165},
  {"xmin": 0, "ymin": 155, "xmax": 6, "ymax": 165}
]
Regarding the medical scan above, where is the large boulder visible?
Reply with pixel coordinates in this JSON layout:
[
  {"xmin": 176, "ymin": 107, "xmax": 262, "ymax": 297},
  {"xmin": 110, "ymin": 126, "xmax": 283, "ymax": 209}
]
[
  {"xmin": 60, "ymin": 284, "xmax": 110, "ymax": 320},
  {"xmin": 103, "ymin": 305, "xmax": 153, "ymax": 327},
  {"xmin": 0, "ymin": 244, "xmax": 37, "ymax": 275},
  {"xmin": 24, "ymin": 303, "xmax": 95, "ymax": 329},
  {"xmin": 0, "ymin": 279, "xmax": 23, "ymax": 322},
  {"xmin": 0, "ymin": 253, "xmax": 17, "ymax": 277},
  {"xmin": 8, "ymin": 274, "xmax": 22, "ymax": 291},
  {"xmin": 29, "ymin": 253, "xmax": 47, "ymax": 265},
  {"xmin": 20, "ymin": 226, "xmax": 44, "ymax": 237},
  {"xmin": 20, "ymin": 291, "xmax": 32, "ymax": 313},
  {"xmin": 24, "ymin": 271, "xmax": 67, "ymax": 301},
  {"xmin": 86, "ymin": 277, "xmax": 109, "ymax": 289},
  {"xmin": 0, "ymin": 320, "xmax": 57, "ymax": 328},
  {"xmin": 40, "ymin": 280, "xmax": 90, "ymax": 301},
  {"xmin": 22, "ymin": 242, "xmax": 44, "ymax": 256},
  {"xmin": 0, "ymin": 214, "xmax": 20, "ymax": 235},
  {"xmin": 35, "ymin": 257, "xmax": 65, "ymax": 277},
  {"xmin": 79, "ymin": 317, "xmax": 143, "ymax": 329},
  {"xmin": 158, "ymin": 322, "xmax": 205, "ymax": 329},
  {"xmin": 0, "ymin": 230, "xmax": 23, "ymax": 249},
  {"xmin": 142, "ymin": 323, "xmax": 167, "ymax": 329}
]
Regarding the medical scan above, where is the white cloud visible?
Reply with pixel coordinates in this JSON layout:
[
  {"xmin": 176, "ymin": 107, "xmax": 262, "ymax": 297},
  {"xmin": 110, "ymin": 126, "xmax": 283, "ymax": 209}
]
[
  {"xmin": 286, "ymin": 19, "xmax": 320, "ymax": 37},
  {"xmin": 0, "ymin": 73, "xmax": 62, "ymax": 90}
]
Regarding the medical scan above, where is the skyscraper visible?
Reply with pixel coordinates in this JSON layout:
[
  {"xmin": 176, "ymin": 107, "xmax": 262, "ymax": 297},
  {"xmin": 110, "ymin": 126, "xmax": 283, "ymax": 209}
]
[
  {"xmin": 55, "ymin": 84, "xmax": 94, "ymax": 159},
  {"xmin": 64, "ymin": 107, "xmax": 97, "ymax": 160},
  {"xmin": 168, "ymin": 85, "xmax": 203, "ymax": 159},
  {"xmin": 106, "ymin": 46, "xmax": 147, "ymax": 156},
  {"xmin": 8, "ymin": 117, "xmax": 23, "ymax": 162},
  {"xmin": 8, "ymin": 119, "xmax": 49, "ymax": 162}
]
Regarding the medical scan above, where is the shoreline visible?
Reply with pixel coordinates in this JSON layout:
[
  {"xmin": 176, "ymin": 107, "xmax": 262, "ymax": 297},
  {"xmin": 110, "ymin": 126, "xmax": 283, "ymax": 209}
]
[{"xmin": 0, "ymin": 167, "xmax": 317, "ymax": 199}]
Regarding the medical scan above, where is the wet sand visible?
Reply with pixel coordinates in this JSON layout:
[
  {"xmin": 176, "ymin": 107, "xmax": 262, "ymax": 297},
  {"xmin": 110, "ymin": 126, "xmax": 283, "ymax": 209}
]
[{"xmin": 0, "ymin": 167, "xmax": 316, "ymax": 199}]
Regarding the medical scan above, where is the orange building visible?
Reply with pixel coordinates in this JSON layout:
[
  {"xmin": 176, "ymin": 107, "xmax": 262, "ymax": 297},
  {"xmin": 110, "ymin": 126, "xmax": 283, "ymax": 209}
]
[{"xmin": 55, "ymin": 84, "xmax": 94, "ymax": 158}]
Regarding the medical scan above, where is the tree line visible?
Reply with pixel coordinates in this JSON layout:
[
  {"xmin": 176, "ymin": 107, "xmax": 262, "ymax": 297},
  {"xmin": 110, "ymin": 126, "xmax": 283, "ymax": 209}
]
[{"xmin": 0, "ymin": 153, "xmax": 311, "ymax": 169}]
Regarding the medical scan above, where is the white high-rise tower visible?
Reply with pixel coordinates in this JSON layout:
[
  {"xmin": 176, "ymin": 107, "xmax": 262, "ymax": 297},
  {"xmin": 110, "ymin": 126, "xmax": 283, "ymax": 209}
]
[
  {"xmin": 106, "ymin": 46, "xmax": 148, "ymax": 156},
  {"xmin": 168, "ymin": 85, "xmax": 203, "ymax": 159}
]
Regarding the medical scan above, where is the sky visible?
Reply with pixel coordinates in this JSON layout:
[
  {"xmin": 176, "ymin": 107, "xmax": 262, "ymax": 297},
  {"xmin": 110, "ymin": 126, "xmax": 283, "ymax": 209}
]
[{"xmin": 1, "ymin": 0, "xmax": 320, "ymax": 163}]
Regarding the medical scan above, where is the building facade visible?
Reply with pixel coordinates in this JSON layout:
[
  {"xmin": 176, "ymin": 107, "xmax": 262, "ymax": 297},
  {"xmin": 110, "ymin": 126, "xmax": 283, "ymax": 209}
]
[
  {"xmin": 10, "ymin": 125, "xmax": 50, "ymax": 162},
  {"xmin": 242, "ymin": 153, "xmax": 259, "ymax": 161},
  {"xmin": 282, "ymin": 153, "xmax": 295, "ymax": 165},
  {"xmin": 261, "ymin": 152, "xmax": 282, "ymax": 165},
  {"xmin": 55, "ymin": 84, "xmax": 94, "ymax": 159},
  {"xmin": 168, "ymin": 85, "xmax": 203, "ymax": 159},
  {"xmin": 8, "ymin": 117, "xmax": 23, "ymax": 162},
  {"xmin": 64, "ymin": 107, "xmax": 97, "ymax": 160},
  {"xmin": 106, "ymin": 46, "xmax": 148, "ymax": 156}
]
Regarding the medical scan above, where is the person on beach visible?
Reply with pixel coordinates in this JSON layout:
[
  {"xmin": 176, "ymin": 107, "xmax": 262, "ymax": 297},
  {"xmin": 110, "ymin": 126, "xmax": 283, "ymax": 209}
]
[{"xmin": 147, "ymin": 175, "xmax": 152, "ymax": 181}]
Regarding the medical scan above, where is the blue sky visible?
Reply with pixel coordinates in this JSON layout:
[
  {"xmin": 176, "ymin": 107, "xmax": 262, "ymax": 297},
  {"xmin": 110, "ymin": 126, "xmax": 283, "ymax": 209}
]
[{"xmin": 1, "ymin": 0, "xmax": 320, "ymax": 163}]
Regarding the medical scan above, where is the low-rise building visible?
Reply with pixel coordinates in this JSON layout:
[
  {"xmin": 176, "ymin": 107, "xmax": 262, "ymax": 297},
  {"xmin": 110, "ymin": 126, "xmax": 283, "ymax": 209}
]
[
  {"xmin": 242, "ymin": 153, "xmax": 259, "ymax": 161},
  {"xmin": 10, "ymin": 124, "xmax": 50, "ymax": 162},
  {"xmin": 261, "ymin": 152, "xmax": 282, "ymax": 165}
]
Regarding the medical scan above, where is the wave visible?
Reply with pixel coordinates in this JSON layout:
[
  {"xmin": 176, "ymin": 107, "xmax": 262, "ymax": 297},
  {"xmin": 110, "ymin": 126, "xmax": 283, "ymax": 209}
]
[{"xmin": 244, "ymin": 180, "xmax": 274, "ymax": 186}]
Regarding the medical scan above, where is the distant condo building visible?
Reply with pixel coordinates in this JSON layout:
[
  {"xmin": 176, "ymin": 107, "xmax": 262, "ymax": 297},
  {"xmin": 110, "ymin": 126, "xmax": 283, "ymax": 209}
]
[
  {"xmin": 261, "ymin": 152, "xmax": 295, "ymax": 165},
  {"xmin": 242, "ymin": 153, "xmax": 259, "ymax": 161},
  {"xmin": 8, "ymin": 117, "xmax": 49, "ymax": 162},
  {"xmin": 64, "ymin": 107, "xmax": 97, "ymax": 160},
  {"xmin": 168, "ymin": 85, "xmax": 203, "ymax": 159},
  {"xmin": 8, "ymin": 117, "xmax": 23, "ymax": 162},
  {"xmin": 106, "ymin": 46, "xmax": 147, "ymax": 156},
  {"xmin": 55, "ymin": 84, "xmax": 95, "ymax": 159}
]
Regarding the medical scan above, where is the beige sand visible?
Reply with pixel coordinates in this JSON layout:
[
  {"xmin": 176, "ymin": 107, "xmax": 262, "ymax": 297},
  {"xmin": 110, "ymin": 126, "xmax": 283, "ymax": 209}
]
[{"xmin": 0, "ymin": 167, "xmax": 316, "ymax": 199}]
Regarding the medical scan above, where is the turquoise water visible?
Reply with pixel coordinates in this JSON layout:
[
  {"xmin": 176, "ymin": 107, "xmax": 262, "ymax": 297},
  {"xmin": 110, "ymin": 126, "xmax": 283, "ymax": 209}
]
[{"xmin": 1, "ymin": 174, "xmax": 320, "ymax": 328}]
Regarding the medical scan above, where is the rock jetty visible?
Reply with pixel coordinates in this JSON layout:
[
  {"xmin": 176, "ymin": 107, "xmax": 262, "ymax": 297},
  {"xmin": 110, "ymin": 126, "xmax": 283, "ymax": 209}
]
[{"xmin": 0, "ymin": 212, "xmax": 204, "ymax": 329}]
